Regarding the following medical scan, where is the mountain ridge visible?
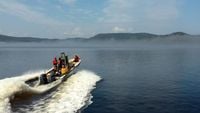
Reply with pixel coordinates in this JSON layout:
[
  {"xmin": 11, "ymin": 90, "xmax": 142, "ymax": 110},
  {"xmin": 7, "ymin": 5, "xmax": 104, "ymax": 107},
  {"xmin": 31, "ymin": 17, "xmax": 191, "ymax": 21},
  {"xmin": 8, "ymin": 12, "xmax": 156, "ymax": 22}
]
[
  {"xmin": 0, "ymin": 34, "xmax": 58, "ymax": 42},
  {"xmin": 0, "ymin": 32, "xmax": 199, "ymax": 42}
]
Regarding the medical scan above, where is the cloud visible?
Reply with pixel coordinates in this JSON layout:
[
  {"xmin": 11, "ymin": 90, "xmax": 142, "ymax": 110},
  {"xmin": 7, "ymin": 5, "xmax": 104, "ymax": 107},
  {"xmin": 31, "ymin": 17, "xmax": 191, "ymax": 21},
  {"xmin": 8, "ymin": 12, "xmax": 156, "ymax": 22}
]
[
  {"xmin": 0, "ymin": 0, "xmax": 65, "ymax": 26},
  {"xmin": 99, "ymin": 0, "xmax": 180, "ymax": 33},
  {"xmin": 63, "ymin": 27, "xmax": 87, "ymax": 37},
  {"xmin": 145, "ymin": 0, "xmax": 179, "ymax": 21},
  {"xmin": 112, "ymin": 26, "xmax": 126, "ymax": 33},
  {"xmin": 0, "ymin": 0, "xmax": 184, "ymax": 38},
  {"xmin": 99, "ymin": 0, "xmax": 136, "ymax": 23},
  {"xmin": 0, "ymin": 0, "xmax": 79, "ymax": 38}
]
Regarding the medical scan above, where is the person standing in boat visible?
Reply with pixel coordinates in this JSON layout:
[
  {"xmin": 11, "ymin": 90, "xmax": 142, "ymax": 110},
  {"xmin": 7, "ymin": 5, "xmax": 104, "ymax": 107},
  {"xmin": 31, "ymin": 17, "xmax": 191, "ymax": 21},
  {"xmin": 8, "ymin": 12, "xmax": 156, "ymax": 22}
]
[
  {"xmin": 58, "ymin": 57, "xmax": 62, "ymax": 70},
  {"xmin": 52, "ymin": 57, "xmax": 58, "ymax": 69}
]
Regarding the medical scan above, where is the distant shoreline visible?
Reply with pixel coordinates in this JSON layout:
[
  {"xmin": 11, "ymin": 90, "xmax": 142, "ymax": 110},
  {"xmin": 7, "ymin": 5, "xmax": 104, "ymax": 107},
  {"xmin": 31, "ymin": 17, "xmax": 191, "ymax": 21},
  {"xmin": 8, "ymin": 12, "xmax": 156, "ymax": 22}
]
[{"xmin": 0, "ymin": 32, "xmax": 199, "ymax": 42}]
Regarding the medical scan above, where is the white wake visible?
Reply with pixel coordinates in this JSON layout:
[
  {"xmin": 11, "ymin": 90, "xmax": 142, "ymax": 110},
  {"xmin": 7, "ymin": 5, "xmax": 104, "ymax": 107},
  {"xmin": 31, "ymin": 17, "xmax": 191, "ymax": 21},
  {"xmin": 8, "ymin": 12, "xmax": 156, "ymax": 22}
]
[
  {"xmin": 0, "ymin": 70, "xmax": 101, "ymax": 113},
  {"xmin": 0, "ymin": 70, "xmax": 45, "ymax": 113}
]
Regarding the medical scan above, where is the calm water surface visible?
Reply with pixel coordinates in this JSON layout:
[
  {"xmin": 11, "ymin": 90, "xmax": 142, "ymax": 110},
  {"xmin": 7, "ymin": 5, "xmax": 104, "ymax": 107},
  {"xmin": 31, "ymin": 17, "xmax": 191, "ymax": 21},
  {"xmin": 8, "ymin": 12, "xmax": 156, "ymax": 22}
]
[{"xmin": 0, "ymin": 45, "xmax": 200, "ymax": 113}]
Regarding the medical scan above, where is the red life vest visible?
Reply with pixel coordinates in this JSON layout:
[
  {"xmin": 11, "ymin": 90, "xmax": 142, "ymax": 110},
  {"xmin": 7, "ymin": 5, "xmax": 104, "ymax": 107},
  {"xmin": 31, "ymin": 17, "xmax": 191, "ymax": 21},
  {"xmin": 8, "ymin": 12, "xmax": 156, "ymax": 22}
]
[
  {"xmin": 52, "ymin": 58, "xmax": 57, "ymax": 65},
  {"xmin": 74, "ymin": 55, "xmax": 80, "ymax": 62}
]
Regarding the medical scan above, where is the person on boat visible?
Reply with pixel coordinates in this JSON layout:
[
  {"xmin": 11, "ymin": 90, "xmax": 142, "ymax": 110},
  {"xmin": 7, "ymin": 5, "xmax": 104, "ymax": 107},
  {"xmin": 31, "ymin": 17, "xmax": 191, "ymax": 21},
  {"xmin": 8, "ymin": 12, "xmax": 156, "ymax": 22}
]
[
  {"xmin": 73, "ymin": 55, "xmax": 80, "ymax": 62},
  {"xmin": 52, "ymin": 57, "xmax": 58, "ymax": 68},
  {"xmin": 46, "ymin": 72, "xmax": 53, "ymax": 83},
  {"xmin": 61, "ymin": 64, "xmax": 68, "ymax": 75},
  {"xmin": 47, "ymin": 66, "xmax": 60, "ymax": 82},
  {"xmin": 58, "ymin": 57, "xmax": 62, "ymax": 70}
]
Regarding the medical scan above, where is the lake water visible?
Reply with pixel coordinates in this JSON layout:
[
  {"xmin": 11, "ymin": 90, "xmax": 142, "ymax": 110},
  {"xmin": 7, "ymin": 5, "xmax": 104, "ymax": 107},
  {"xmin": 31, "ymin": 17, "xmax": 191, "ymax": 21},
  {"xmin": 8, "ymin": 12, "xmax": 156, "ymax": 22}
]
[{"xmin": 0, "ymin": 44, "xmax": 200, "ymax": 113}]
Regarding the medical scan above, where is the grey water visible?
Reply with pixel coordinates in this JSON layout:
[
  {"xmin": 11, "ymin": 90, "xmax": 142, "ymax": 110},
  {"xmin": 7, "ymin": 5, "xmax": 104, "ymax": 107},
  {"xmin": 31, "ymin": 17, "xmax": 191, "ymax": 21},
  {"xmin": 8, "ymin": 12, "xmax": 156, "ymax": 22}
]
[{"xmin": 1, "ymin": 43, "xmax": 200, "ymax": 113}]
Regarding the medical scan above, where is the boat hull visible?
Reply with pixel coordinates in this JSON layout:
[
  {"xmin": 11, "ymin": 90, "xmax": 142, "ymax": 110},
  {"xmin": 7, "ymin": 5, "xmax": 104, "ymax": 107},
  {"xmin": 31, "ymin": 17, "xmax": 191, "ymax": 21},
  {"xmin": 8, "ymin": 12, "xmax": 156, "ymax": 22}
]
[{"xmin": 24, "ymin": 58, "xmax": 81, "ymax": 93}]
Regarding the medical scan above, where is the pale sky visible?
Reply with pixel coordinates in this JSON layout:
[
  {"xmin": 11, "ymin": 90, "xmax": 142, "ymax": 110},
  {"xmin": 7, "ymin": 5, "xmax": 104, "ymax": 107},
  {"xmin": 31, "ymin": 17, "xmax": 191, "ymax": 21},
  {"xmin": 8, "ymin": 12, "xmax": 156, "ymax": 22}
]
[{"xmin": 0, "ymin": 0, "xmax": 199, "ymax": 38}]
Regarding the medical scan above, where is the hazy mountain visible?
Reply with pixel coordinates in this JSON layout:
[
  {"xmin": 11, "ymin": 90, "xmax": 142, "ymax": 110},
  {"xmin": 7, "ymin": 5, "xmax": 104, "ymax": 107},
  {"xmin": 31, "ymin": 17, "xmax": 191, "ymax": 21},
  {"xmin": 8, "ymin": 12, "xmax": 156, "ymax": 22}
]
[
  {"xmin": 88, "ymin": 32, "xmax": 196, "ymax": 41},
  {"xmin": 0, "ymin": 32, "xmax": 199, "ymax": 43},
  {"xmin": 88, "ymin": 33, "xmax": 158, "ymax": 41},
  {"xmin": 0, "ymin": 34, "xmax": 57, "ymax": 42}
]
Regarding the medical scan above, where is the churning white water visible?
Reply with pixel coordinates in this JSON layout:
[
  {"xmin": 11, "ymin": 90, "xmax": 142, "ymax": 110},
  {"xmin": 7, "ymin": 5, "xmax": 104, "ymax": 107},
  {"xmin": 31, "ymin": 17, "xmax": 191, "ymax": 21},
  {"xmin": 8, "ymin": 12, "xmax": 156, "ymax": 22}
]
[
  {"xmin": 0, "ymin": 70, "xmax": 101, "ymax": 113},
  {"xmin": 0, "ymin": 70, "xmax": 46, "ymax": 113}
]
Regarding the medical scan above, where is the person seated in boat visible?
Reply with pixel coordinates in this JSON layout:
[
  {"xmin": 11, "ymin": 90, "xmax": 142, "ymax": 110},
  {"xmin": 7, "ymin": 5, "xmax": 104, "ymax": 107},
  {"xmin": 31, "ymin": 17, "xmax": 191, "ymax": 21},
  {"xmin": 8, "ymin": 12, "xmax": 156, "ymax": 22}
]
[
  {"xmin": 46, "ymin": 73, "xmax": 52, "ymax": 83},
  {"xmin": 73, "ymin": 55, "xmax": 80, "ymax": 62},
  {"xmin": 61, "ymin": 64, "xmax": 69, "ymax": 75},
  {"xmin": 47, "ymin": 66, "xmax": 60, "ymax": 82},
  {"xmin": 70, "ymin": 55, "xmax": 80, "ymax": 68}
]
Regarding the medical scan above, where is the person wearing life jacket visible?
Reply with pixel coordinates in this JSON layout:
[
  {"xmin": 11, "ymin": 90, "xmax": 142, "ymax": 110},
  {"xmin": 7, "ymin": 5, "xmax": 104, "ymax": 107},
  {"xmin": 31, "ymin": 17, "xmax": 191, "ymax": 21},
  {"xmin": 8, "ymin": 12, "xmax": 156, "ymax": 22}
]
[
  {"xmin": 73, "ymin": 55, "xmax": 80, "ymax": 62},
  {"xmin": 61, "ymin": 64, "xmax": 68, "ymax": 75},
  {"xmin": 52, "ymin": 57, "xmax": 58, "ymax": 68}
]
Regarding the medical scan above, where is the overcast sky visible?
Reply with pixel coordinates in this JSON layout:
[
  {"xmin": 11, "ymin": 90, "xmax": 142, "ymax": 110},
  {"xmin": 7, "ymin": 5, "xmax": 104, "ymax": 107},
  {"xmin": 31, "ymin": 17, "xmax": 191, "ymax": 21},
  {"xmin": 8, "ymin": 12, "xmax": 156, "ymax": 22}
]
[{"xmin": 0, "ymin": 0, "xmax": 199, "ymax": 38}]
